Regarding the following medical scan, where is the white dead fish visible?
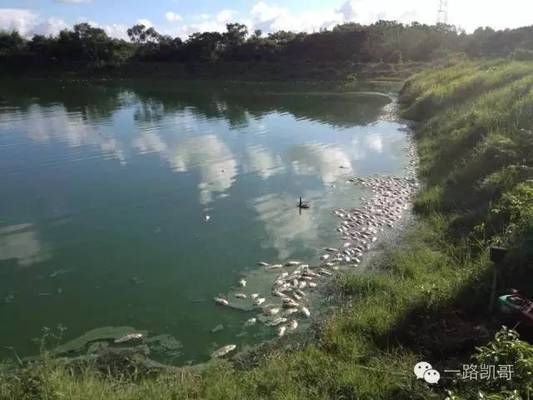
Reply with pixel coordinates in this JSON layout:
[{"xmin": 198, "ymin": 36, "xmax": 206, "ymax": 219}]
[
  {"xmin": 284, "ymin": 308, "xmax": 299, "ymax": 315},
  {"xmin": 211, "ymin": 344, "xmax": 237, "ymax": 358},
  {"xmin": 285, "ymin": 261, "xmax": 301, "ymax": 266},
  {"xmin": 320, "ymin": 254, "xmax": 330, "ymax": 261},
  {"xmin": 214, "ymin": 297, "xmax": 229, "ymax": 306},
  {"xmin": 265, "ymin": 264, "xmax": 283, "ymax": 270},
  {"xmin": 288, "ymin": 320, "xmax": 298, "ymax": 330},
  {"xmin": 114, "ymin": 333, "xmax": 143, "ymax": 344},
  {"xmin": 235, "ymin": 293, "xmax": 247, "ymax": 299},
  {"xmin": 308, "ymin": 282, "xmax": 318, "ymax": 288},
  {"xmin": 282, "ymin": 298, "xmax": 299, "ymax": 308},
  {"xmin": 238, "ymin": 279, "xmax": 247, "ymax": 287},
  {"xmin": 205, "ymin": 215, "xmax": 211, "ymax": 222},
  {"xmin": 264, "ymin": 307, "xmax": 280, "ymax": 316},
  {"xmin": 257, "ymin": 261, "xmax": 269, "ymax": 267},
  {"xmin": 250, "ymin": 293, "xmax": 259, "ymax": 300},
  {"xmin": 244, "ymin": 318, "xmax": 257, "ymax": 327},
  {"xmin": 269, "ymin": 317, "xmax": 288, "ymax": 326},
  {"xmin": 301, "ymin": 306, "xmax": 311, "ymax": 318},
  {"xmin": 254, "ymin": 297, "xmax": 265, "ymax": 306},
  {"xmin": 277, "ymin": 325, "xmax": 287, "ymax": 337}
]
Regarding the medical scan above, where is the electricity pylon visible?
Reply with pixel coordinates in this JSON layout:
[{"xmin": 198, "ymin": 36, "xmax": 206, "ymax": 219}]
[{"xmin": 437, "ymin": 0, "xmax": 449, "ymax": 24}]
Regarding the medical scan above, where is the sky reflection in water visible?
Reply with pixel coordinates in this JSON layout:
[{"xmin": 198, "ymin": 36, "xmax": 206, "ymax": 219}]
[{"xmin": 0, "ymin": 82, "xmax": 410, "ymax": 362}]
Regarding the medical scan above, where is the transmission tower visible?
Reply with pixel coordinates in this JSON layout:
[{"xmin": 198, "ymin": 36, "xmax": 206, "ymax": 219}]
[{"xmin": 437, "ymin": 0, "xmax": 449, "ymax": 24}]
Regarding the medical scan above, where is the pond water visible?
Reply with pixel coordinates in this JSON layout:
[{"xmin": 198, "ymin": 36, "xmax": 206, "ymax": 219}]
[{"xmin": 0, "ymin": 80, "xmax": 411, "ymax": 363}]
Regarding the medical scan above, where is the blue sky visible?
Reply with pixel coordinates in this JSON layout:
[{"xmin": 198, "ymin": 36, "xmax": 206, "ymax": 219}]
[{"xmin": 1, "ymin": 0, "xmax": 532, "ymax": 39}]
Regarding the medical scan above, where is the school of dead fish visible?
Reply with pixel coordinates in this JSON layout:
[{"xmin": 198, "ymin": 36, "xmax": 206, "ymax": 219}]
[{"xmin": 211, "ymin": 142, "xmax": 419, "ymax": 359}]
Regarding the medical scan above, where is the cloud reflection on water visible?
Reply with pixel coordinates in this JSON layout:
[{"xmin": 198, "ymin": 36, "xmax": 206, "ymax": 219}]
[
  {"xmin": 243, "ymin": 145, "xmax": 284, "ymax": 180},
  {"xmin": 288, "ymin": 143, "xmax": 353, "ymax": 184},
  {"xmin": 0, "ymin": 223, "xmax": 48, "ymax": 267}
]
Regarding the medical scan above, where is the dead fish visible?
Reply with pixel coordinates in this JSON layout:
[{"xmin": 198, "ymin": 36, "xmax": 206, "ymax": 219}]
[
  {"xmin": 265, "ymin": 264, "xmax": 283, "ymax": 270},
  {"xmin": 264, "ymin": 307, "xmax": 280, "ymax": 316},
  {"xmin": 250, "ymin": 293, "xmax": 259, "ymax": 300},
  {"xmin": 269, "ymin": 317, "xmax": 288, "ymax": 326},
  {"xmin": 282, "ymin": 298, "xmax": 299, "ymax": 308},
  {"xmin": 214, "ymin": 297, "xmax": 229, "ymax": 306},
  {"xmin": 277, "ymin": 325, "xmax": 287, "ymax": 337},
  {"xmin": 211, "ymin": 344, "xmax": 237, "ymax": 358},
  {"xmin": 308, "ymin": 282, "xmax": 317, "ymax": 288},
  {"xmin": 326, "ymin": 248, "xmax": 338, "ymax": 252},
  {"xmin": 235, "ymin": 293, "xmax": 247, "ymax": 299},
  {"xmin": 257, "ymin": 261, "xmax": 269, "ymax": 267},
  {"xmin": 284, "ymin": 308, "xmax": 299, "ymax": 315},
  {"xmin": 114, "ymin": 333, "xmax": 144, "ymax": 344},
  {"xmin": 205, "ymin": 215, "xmax": 211, "ymax": 222},
  {"xmin": 254, "ymin": 297, "xmax": 265, "ymax": 306},
  {"xmin": 320, "ymin": 254, "xmax": 330, "ymax": 261},
  {"xmin": 285, "ymin": 261, "xmax": 301, "ymax": 266},
  {"xmin": 288, "ymin": 320, "xmax": 298, "ymax": 330},
  {"xmin": 244, "ymin": 318, "xmax": 257, "ymax": 327},
  {"xmin": 238, "ymin": 279, "xmax": 247, "ymax": 287},
  {"xmin": 301, "ymin": 307, "xmax": 311, "ymax": 318}
]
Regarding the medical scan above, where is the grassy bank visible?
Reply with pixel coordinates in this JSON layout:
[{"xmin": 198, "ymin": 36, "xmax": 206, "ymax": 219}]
[{"xmin": 1, "ymin": 60, "xmax": 532, "ymax": 400}]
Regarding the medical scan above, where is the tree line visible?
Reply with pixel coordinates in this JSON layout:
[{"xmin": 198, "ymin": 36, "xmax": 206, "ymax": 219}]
[{"xmin": 2, "ymin": 21, "xmax": 533, "ymax": 69}]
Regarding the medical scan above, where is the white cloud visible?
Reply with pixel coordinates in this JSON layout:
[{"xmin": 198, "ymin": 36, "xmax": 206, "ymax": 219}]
[
  {"xmin": 137, "ymin": 18, "xmax": 153, "ymax": 28},
  {"xmin": 216, "ymin": 9, "xmax": 236, "ymax": 23},
  {"xmin": 32, "ymin": 17, "xmax": 69, "ymax": 36},
  {"xmin": 165, "ymin": 11, "xmax": 183, "ymax": 22},
  {"xmin": 250, "ymin": 1, "xmax": 343, "ymax": 33},
  {"xmin": 102, "ymin": 23, "xmax": 129, "ymax": 40},
  {"xmin": 0, "ymin": 9, "xmax": 38, "ymax": 36}
]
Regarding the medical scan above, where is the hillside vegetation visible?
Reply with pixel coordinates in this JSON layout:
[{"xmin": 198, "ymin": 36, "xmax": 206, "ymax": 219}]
[
  {"xmin": 1, "ymin": 61, "xmax": 532, "ymax": 400},
  {"xmin": 3, "ymin": 21, "xmax": 533, "ymax": 79}
]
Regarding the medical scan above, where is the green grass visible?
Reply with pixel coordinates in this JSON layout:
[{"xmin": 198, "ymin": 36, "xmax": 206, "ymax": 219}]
[{"xmin": 1, "ymin": 60, "xmax": 532, "ymax": 400}]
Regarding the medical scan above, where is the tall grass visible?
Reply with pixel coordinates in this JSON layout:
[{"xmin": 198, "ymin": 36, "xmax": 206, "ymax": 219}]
[{"xmin": 1, "ymin": 61, "xmax": 532, "ymax": 400}]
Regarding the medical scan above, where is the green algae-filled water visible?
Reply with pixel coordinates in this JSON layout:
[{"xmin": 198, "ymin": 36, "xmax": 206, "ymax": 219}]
[{"xmin": 0, "ymin": 80, "xmax": 411, "ymax": 363}]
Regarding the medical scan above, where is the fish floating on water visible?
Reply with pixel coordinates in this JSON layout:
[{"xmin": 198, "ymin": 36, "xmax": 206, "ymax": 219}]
[
  {"xmin": 254, "ymin": 297, "xmax": 266, "ymax": 306},
  {"xmin": 214, "ymin": 297, "xmax": 229, "ymax": 306},
  {"xmin": 211, "ymin": 344, "xmax": 237, "ymax": 358},
  {"xmin": 208, "ymin": 147, "xmax": 420, "ymax": 346},
  {"xmin": 269, "ymin": 317, "xmax": 288, "ymax": 327},
  {"xmin": 277, "ymin": 325, "xmax": 287, "ymax": 337},
  {"xmin": 285, "ymin": 261, "xmax": 301, "ymax": 266},
  {"xmin": 114, "ymin": 333, "xmax": 144, "ymax": 344}
]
